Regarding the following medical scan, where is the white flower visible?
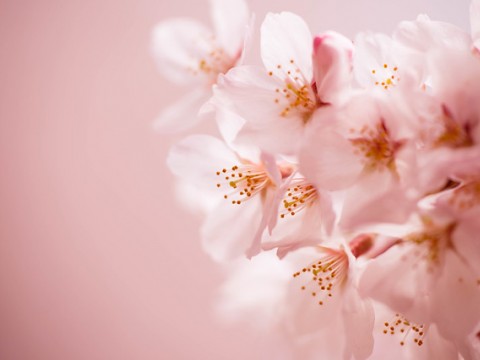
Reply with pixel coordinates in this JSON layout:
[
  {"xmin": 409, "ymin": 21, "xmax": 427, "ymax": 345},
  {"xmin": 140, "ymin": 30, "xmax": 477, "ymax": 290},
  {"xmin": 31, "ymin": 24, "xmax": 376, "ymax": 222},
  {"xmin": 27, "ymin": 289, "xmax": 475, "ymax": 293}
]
[{"xmin": 151, "ymin": 0, "xmax": 250, "ymax": 132}]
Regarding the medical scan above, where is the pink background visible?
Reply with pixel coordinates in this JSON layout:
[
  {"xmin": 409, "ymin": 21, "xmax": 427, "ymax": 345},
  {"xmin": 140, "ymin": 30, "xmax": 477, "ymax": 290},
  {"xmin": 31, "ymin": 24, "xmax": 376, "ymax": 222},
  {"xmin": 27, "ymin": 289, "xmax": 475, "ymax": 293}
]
[{"xmin": 0, "ymin": 0, "xmax": 469, "ymax": 359}]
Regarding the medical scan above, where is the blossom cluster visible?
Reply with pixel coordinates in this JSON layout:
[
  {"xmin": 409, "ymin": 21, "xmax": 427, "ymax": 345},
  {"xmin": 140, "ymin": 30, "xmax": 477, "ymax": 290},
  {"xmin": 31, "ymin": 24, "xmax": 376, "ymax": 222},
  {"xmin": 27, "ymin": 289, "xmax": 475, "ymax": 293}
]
[{"xmin": 152, "ymin": 1, "xmax": 480, "ymax": 358}]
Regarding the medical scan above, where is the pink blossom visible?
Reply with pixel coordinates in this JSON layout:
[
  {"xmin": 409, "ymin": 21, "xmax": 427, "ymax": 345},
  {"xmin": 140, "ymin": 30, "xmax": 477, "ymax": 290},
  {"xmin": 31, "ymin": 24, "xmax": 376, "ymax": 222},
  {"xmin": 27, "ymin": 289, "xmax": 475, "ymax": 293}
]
[
  {"xmin": 214, "ymin": 12, "xmax": 354, "ymax": 155},
  {"xmin": 151, "ymin": 0, "xmax": 250, "ymax": 132}
]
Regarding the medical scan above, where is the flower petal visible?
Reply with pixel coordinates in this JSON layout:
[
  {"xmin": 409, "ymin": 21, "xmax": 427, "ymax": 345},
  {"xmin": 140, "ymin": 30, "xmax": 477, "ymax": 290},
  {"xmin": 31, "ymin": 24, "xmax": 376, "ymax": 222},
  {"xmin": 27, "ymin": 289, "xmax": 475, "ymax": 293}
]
[
  {"xmin": 300, "ymin": 127, "xmax": 363, "ymax": 191},
  {"xmin": 167, "ymin": 134, "xmax": 237, "ymax": 190},
  {"xmin": 472, "ymin": 0, "xmax": 480, "ymax": 51},
  {"xmin": 313, "ymin": 31, "xmax": 353, "ymax": 105},
  {"xmin": 153, "ymin": 89, "xmax": 209, "ymax": 133},
  {"xmin": 342, "ymin": 289, "xmax": 375, "ymax": 360},
  {"xmin": 261, "ymin": 12, "xmax": 313, "ymax": 80},
  {"xmin": 151, "ymin": 18, "xmax": 214, "ymax": 85},
  {"xmin": 201, "ymin": 196, "xmax": 262, "ymax": 262},
  {"xmin": 209, "ymin": 0, "xmax": 249, "ymax": 58}
]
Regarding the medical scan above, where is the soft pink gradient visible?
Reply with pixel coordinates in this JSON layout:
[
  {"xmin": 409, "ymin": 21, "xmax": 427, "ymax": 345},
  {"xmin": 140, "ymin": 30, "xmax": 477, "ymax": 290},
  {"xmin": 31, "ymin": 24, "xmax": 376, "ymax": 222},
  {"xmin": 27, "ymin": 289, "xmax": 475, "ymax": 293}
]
[{"xmin": 0, "ymin": 0, "xmax": 469, "ymax": 359}]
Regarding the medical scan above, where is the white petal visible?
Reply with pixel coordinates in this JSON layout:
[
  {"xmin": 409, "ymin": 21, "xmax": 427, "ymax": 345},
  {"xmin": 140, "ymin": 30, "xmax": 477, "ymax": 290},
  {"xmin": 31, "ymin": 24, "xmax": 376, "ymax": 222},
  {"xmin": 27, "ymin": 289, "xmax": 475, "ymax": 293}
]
[
  {"xmin": 261, "ymin": 12, "xmax": 313, "ymax": 80},
  {"xmin": 201, "ymin": 197, "xmax": 261, "ymax": 262},
  {"xmin": 151, "ymin": 18, "xmax": 214, "ymax": 85},
  {"xmin": 471, "ymin": 0, "xmax": 480, "ymax": 49},
  {"xmin": 342, "ymin": 289, "xmax": 375, "ymax": 360},
  {"xmin": 215, "ymin": 66, "xmax": 283, "ymax": 127},
  {"xmin": 300, "ymin": 127, "xmax": 363, "ymax": 191},
  {"xmin": 339, "ymin": 173, "xmax": 416, "ymax": 231},
  {"xmin": 167, "ymin": 134, "xmax": 237, "ymax": 189},
  {"xmin": 394, "ymin": 14, "xmax": 470, "ymax": 52},
  {"xmin": 216, "ymin": 252, "xmax": 292, "ymax": 328},
  {"xmin": 209, "ymin": 0, "xmax": 249, "ymax": 57},
  {"xmin": 431, "ymin": 251, "xmax": 480, "ymax": 349},
  {"xmin": 153, "ymin": 89, "xmax": 209, "ymax": 133}
]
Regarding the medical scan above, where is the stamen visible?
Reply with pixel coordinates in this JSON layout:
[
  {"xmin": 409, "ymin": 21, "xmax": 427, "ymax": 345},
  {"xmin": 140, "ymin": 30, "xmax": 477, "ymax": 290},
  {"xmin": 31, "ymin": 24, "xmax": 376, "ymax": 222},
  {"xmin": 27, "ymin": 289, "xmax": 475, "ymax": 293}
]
[
  {"xmin": 405, "ymin": 218, "xmax": 455, "ymax": 264},
  {"xmin": 187, "ymin": 37, "xmax": 238, "ymax": 83},
  {"xmin": 270, "ymin": 59, "xmax": 317, "ymax": 123},
  {"xmin": 349, "ymin": 121, "xmax": 401, "ymax": 175},
  {"xmin": 292, "ymin": 247, "xmax": 348, "ymax": 306},
  {"xmin": 383, "ymin": 314, "xmax": 426, "ymax": 347},
  {"xmin": 279, "ymin": 179, "xmax": 318, "ymax": 219},
  {"xmin": 371, "ymin": 63, "xmax": 400, "ymax": 90},
  {"xmin": 215, "ymin": 163, "xmax": 272, "ymax": 205}
]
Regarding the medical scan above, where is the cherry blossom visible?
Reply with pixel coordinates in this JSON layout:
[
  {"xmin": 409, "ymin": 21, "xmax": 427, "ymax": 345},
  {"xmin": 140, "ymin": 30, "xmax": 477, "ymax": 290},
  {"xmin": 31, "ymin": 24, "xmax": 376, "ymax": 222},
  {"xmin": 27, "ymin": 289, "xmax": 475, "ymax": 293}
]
[
  {"xmin": 159, "ymin": 1, "xmax": 480, "ymax": 358},
  {"xmin": 151, "ymin": 0, "xmax": 250, "ymax": 132}
]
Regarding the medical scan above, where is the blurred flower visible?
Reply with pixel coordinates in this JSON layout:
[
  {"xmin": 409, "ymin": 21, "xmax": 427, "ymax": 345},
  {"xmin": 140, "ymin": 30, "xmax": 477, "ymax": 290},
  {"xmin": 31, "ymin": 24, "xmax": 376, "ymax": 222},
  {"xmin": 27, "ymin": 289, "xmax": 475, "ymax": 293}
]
[{"xmin": 151, "ymin": 0, "xmax": 250, "ymax": 132}]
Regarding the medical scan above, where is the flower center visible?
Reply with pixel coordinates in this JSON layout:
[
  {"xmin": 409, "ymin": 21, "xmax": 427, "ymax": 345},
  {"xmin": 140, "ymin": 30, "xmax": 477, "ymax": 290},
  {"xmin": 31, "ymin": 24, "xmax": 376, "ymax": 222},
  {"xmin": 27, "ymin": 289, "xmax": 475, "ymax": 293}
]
[
  {"xmin": 434, "ymin": 105, "xmax": 474, "ymax": 148},
  {"xmin": 448, "ymin": 178, "xmax": 480, "ymax": 211},
  {"xmin": 280, "ymin": 179, "xmax": 318, "ymax": 218},
  {"xmin": 215, "ymin": 163, "xmax": 272, "ymax": 205},
  {"xmin": 404, "ymin": 218, "xmax": 455, "ymax": 264},
  {"xmin": 188, "ymin": 37, "xmax": 239, "ymax": 84},
  {"xmin": 349, "ymin": 121, "xmax": 400, "ymax": 174},
  {"xmin": 383, "ymin": 314, "xmax": 425, "ymax": 347},
  {"xmin": 293, "ymin": 247, "xmax": 348, "ymax": 306},
  {"xmin": 269, "ymin": 59, "xmax": 317, "ymax": 123},
  {"xmin": 371, "ymin": 63, "xmax": 400, "ymax": 90}
]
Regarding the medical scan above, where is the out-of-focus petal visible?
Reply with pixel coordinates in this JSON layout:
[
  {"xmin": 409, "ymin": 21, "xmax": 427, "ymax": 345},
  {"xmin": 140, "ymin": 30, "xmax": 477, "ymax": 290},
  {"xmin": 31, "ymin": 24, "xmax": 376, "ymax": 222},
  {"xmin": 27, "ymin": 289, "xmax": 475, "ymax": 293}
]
[
  {"xmin": 394, "ymin": 14, "xmax": 470, "ymax": 52},
  {"xmin": 339, "ymin": 172, "xmax": 416, "ymax": 231},
  {"xmin": 151, "ymin": 18, "xmax": 214, "ymax": 85},
  {"xmin": 167, "ymin": 134, "xmax": 237, "ymax": 189},
  {"xmin": 342, "ymin": 289, "xmax": 375, "ymax": 360},
  {"xmin": 210, "ymin": 0, "xmax": 249, "ymax": 57},
  {"xmin": 472, "ymin": 0, "xmax": 480, "ymax": 51},
  {"xmin": 215, "ymin": 66, "xmax": 283, "ymax": 127},
  {"xmin": 153, "ymin": 89, "xmax": 209, "ymax": 133},
  {"xmin": 431, "ymin": 251, "xmax": 480, "ymax": 355},
  {"xmin": 261, "ymin": 12, "xmax": 313, "ymax": 80},
  {"xmin": 300, "ymin": 128, "xmax": 363, "ymax": 191},
  {"xmin": 201, "ymin": 197, "xmax": 261, "ymax": 262}
]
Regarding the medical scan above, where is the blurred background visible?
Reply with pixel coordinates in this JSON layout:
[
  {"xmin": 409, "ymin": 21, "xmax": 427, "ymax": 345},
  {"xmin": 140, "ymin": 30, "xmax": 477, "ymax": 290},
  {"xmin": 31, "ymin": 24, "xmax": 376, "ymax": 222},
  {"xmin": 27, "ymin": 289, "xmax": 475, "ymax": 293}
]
[{"xmin": 0, "ymin": 0, "xmax": 469, "ymax": 359}]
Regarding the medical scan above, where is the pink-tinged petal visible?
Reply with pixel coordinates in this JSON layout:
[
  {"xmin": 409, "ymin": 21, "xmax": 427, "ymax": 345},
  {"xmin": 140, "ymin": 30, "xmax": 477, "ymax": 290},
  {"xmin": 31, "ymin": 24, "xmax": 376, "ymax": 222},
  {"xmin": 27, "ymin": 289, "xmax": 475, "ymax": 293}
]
[
  {"xmin": 300, "ymin": 128, "xmax": 363, "ymax": 191},
  {"xmin": 167, "ymin": 135, "xmax": 237, "ymax": 189},
  {"xmin": 213, "ymin": 105, "xmax": 246, "ymax": 149},
  {"xmin": 261, "ymin": 151, "xmax": 282, "ymax": 186},
  {"xmin": 313, "ymin": 31, "xmax": 353, "ymax": 105},
  {"xmin": 370, "ymin": 310, "xmax": 459, "ymax": 360},
  {"xmin": 452, "ymin": 211, "xmax": 480, "ymax": 277},
  {"xmin": 431, "ymin": 251, "xmax": 480, "ymax": 350},
  {"xmin": 215, "ymin": 66, "xmax": 284, "ymax": 127},
  {"xmin": 234, "ymin": 118, "xmax": 305, "ymax": 155},
  {"xmin": 316, "ymin": 189, "xmax": 336, "ymax": 236},
  {"xmin": 246, "ymin": 187, "xmax": 279, "ymax": 259},
  {"xmin": 201, "ymin": 197, "xmax": 261, "ymax": 262},
  {"xmin": 151, "ymin": 18, "xmax": 214, "ymax": 85},
  {"xmin": 342, "ymin": 289, "xmax": 375, "ymax": 360},
  {"xmin": 339, "ymin": 173, "xmax": 416, "ymax": 231},
  {"xmin": 359, "ymin": 244, "xmax": 436, "ymax": 323},
  {"xmin": 215, "ymin": 64, "xmax": 316, "ymax": 155},
  {"xmin": 394, "ymin": 14, "xmax": 470, "ymax": 52},
  {"xmin": 471, "ymin": 0, "xmax": 480, "ymax": 50},
  {"xmin": 262, "ymin": 237, "xmax": 319, "ymax": 259},
  {"xmin": 209, "ymin": 0, "xmax": 249, "ymax": 58},
  {"xmin": 216, "ymin": 251, "xmax": 293, "ymax": 328},
  {"xmin": 261, "ymin": 12, "xmax": 313, "ymax": 80},
  {"xmin": 238, "ymin": 14, "xmax": 256, "ymax": 65},
  {"xmin": 153, "ymin": 89, "xmax": 209, "ymax": 133},
  {"xmin": 353, "ymin": 32, "xmax": 394, "ymax": 88}
]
